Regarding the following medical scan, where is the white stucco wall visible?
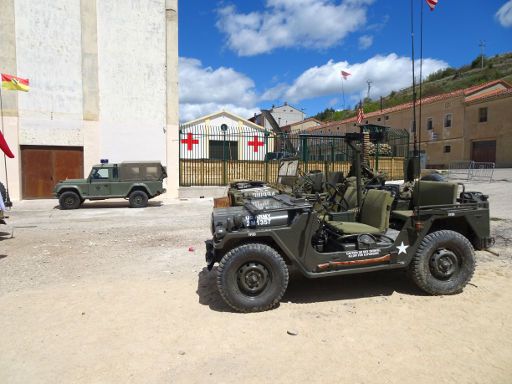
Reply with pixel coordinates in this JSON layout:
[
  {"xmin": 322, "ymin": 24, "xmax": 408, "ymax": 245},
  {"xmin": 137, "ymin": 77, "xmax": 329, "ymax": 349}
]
[
  {"xmin": 96, "ymin": 0, "xmax": 166, "ymax": 163},
  {"xmin": 14, "ymin": 0, "xmax": 84, "ymax": 146}
]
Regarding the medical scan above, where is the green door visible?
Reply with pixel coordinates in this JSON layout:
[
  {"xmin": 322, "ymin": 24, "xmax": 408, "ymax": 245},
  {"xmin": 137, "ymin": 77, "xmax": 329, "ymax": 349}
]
[{"xmin": 90, "ymin": 168, "xmax": 111, "ymax": 197}]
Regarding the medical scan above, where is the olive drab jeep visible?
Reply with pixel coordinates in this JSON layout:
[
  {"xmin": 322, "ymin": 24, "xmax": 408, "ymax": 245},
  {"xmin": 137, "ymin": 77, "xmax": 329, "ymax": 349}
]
[
  {"xmin": 53, "ymin": 161, "xmax": 167, "ymax": 209},
  {"xmin": 205, "ymin": 133, "xmax": 494, "ymax": 312}
]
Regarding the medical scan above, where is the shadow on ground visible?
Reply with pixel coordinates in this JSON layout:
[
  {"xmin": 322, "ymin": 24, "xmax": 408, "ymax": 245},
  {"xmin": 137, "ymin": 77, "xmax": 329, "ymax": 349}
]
[
  {"xmin": 53, "ymin": 201, "xmax": 164, "ymax": 210},
  {"xmin": 197, "ymin": 266, "xmax": 426, "ymax": 313}
]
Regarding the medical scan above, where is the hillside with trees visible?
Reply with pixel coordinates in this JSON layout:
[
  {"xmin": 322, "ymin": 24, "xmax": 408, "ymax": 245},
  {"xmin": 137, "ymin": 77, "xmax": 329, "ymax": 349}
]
[{"xmin": 314, "ymin": 52, "xmax": 512, "ymax": 122}]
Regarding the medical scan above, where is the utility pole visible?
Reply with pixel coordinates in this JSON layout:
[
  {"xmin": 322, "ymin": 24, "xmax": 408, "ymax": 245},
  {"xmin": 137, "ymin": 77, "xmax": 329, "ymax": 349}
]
[
  {"xmin": 366, "ymin": 80, "xmax": 373, "ymax": 100},
  {"xmin": 479, "ymin": 40, "xmax": 486, "ymax": 69}
]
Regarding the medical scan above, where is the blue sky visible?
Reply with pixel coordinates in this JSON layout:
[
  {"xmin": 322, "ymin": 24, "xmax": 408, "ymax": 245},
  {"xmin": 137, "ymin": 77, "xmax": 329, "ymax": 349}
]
[{"xmin": 178, "ymin": 0, "xmax": 512, "ymax": 122}]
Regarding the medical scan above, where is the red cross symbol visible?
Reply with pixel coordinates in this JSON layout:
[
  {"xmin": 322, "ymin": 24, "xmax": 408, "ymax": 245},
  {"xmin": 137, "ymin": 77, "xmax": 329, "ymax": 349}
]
[
  {"xmin": 181, "ymin": 133, "xmax": 199, "ymax": 151},
  {"xmin": 248, "ymin": 135, "xmax": 264, "ymax": 152}
]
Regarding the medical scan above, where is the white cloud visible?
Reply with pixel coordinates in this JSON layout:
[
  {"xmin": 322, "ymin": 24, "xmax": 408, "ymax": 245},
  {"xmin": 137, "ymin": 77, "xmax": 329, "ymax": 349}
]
[
  {"xmin": 496, "ymin": 0, "xmax": 512, "ymax": 27},
  {"xmin": 179, "ymin": 57, "xmax": 259, "ymax": 121},
  {"xmin": 265, "ymin": 54, "xmax": 448, "ymax": 103},
  {"xmin": 216, "ymin": 0, "xmax": 374, "ymax": 56},
  {"xmin": 358, "ymin": 35, "xmax": 373, "ymax": 50}
]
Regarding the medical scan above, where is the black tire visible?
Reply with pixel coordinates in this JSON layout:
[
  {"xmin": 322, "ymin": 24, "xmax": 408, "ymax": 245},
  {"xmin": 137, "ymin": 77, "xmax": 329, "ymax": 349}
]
[
  {"xmin": 129, "ymin": 190, "xmax": 148, "ymax": 208},
  {"xmin": 217, "ymin": 243, "xmax": 289, "ymax": 313},
  {"xmin": 410, "ymin": 230, "xmax": 475, "ymax": 295},
  {"xmin": 59, "ymin": 191, "xmax": 81, "ymax": 210}
]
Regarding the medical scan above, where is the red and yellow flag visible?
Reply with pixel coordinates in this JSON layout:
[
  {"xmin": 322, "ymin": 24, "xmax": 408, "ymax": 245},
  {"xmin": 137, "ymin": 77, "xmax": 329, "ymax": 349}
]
[{"xmin": 1, "ymin": 73, "xmax": 30, "ymax": 92}]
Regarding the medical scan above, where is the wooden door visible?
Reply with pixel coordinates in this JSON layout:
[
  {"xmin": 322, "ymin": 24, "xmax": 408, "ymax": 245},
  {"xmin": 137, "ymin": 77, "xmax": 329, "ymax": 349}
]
[
  {"xmin": 471, "ymin": 140, "xmax": 496, "ymax": 163},
  {"xmin": 21, "ymin": 146, "xmax": 84, "ymax": 198}
]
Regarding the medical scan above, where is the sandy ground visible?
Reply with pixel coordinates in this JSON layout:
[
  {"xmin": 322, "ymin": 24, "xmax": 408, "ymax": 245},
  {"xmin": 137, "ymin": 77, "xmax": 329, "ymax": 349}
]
[{"xmin": 1, "ymin": 180, "xmax": 512, "ymax": 384}]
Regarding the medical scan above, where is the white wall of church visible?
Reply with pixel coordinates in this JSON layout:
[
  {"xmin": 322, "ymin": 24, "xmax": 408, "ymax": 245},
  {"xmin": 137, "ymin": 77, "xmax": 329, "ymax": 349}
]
[
  {"xmin": 14, "ymin": 0, "xmax": 84, "ymax": 146},
  {"xmin": 96, "ymin": 0, "xmax": 167, "ymax": 163}
]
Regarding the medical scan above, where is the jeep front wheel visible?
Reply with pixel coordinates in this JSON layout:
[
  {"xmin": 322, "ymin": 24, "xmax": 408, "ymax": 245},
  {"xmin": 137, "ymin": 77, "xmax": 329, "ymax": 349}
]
[
  {"xmin": 129, "ymin": 190, "xmax": 148, "ymax": 208},
  {"xmin": 410, "ymin": 230, "xmax": 475, "ymax": 295},
  {"xmin": 217, "ymin": 243, "xmax": 289, "ymax": 312},
  {"xmin": 59, "ymin": 191, "xmax": 81, "ymax": 210}
]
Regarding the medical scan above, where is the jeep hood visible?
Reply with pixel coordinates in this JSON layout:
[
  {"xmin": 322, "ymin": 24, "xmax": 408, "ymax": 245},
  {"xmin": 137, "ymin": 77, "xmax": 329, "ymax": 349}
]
[{"xmin": 57, "ymin": 178, "xmax": 87, "ymax": 184}]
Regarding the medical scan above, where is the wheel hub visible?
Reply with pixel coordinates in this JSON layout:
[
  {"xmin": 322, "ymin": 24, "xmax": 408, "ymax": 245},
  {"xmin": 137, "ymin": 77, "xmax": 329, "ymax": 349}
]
[
  {"xmin": 429, "ymin": 248, "xmax": 459, "ymax": 279},
  {"xmin": 237, "ymin": 262, "xmax": 270, "ymax": 295}
]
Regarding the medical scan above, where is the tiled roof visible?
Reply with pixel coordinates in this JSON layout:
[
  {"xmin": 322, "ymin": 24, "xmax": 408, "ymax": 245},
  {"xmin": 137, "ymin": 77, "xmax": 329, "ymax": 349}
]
[
  {"xmin": 287, "ymin": 117, "xmax": 322, "ymax": 127},
  {"xmin": 465, "ymin": 87, "xmax": 512, "ymax": 104},
  {"xmin": 311, "ymin": 79, "xmax": 512, "ymax": 129}
]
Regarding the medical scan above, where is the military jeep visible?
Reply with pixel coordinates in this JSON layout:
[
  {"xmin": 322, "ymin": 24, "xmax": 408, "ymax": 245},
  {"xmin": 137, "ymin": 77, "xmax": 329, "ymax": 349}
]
[
  {"xmin": 54, "ymin": 161, "xmax": 167, "ymax": 209},
  {"xmin": 205, "ymin": 135, "xmax": 494, "ymax": 312}
]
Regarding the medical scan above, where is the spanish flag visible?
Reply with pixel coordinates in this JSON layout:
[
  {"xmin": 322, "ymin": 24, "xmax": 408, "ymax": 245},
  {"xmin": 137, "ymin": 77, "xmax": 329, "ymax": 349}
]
[
  {"xmin": 1, "ymin": 73, "xmax": 30, "ymax": 92},
  {"xmin": 0, "ymin": 131, "xmax": 14, "ymax": 158}
]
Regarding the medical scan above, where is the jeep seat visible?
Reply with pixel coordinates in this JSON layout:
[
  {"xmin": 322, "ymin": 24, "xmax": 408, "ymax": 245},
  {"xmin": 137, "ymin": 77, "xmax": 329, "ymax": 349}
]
[
  {"xmin": 391, "ymin": 181, "xmax": 459, "ymax": 221},
  {"xmin": 326, "ymin": 189, "xmax": 393, "ymax": 235}
]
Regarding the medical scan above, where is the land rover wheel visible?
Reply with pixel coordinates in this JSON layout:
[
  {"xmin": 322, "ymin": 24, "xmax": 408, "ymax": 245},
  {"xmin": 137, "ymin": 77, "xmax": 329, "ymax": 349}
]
[
  {"xmin": 410, "ymin": 230, "xmax": 475, "ymax": 295},
  {"xmin": 59, "ymin": 191, "xmax": 81, "ymax": 210},
  {"xmin": 129, "ymin": 190, "xmax": 148, "ymax": 208},
  {"xmin": 217, "ymin": 243, "xmax": 289, "ymax": 313}
]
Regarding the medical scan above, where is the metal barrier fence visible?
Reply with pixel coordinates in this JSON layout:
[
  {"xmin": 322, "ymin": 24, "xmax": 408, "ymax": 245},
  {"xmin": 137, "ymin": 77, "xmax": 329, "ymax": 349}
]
[
  {"xmin": 179, "ymin": 125, "xmax": 409, "ymax": 186},
  {"xmin": 447, "ymin": 160, "xmax": 495, "ymax": 182}
]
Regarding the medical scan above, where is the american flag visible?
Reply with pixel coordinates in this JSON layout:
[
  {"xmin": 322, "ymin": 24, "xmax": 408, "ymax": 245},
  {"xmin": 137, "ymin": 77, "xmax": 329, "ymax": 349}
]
[
  {"xmin": 356, "ymin": 105, "xmax": 365, "ymax": 124},
  {"xmin": 340, "ymin": 70, "xmax": 351, "ymax": 80},
  {"xmin": 426, "ymin": 0, "xmax": 438, "ymax": 11}
]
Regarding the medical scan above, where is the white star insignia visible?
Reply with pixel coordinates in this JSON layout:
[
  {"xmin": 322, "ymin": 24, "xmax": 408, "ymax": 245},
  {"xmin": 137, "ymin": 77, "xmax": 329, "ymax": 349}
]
[{"xmin": 397, "ymin": 241, "xmax": 409, "ymax": 255}]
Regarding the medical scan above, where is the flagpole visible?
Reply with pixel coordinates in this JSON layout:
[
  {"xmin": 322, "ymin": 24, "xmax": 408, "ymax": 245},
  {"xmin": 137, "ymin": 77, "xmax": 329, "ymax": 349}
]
[
  {"xmin": 341, "ymin": 77, "xmax": 346, "ymax": 110},
  {"xmin": 419, "ymin": 0, "xmax": 424, "ymax": 164},
  {"xmin": 410, "ymin": 0, "xmax": 418, "ymax": 160},
  {"xmin": 0, "ymin": 85, "xmax": 10, "ymax": 207}
]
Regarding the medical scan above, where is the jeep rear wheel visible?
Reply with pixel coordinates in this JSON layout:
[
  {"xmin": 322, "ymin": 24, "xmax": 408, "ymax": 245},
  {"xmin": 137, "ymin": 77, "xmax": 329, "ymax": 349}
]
[
  {"xmin": 129, "ymin": 190, "xmax": 148, "ymax": 208},
  {"xmin": 59, "ymin": 191, "xmax": 81, "ymax": 210},
  {"xmin": 217, "ymin": 243, "xmax": 289, "ymax": 313},
  {"xmin": 410, "ymin": 230, "xmax": 475, "ymax": 295}
]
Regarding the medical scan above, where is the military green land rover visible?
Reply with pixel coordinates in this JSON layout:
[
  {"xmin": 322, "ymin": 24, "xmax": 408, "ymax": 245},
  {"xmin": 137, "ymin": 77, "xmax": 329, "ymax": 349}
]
[{"xmin": 54, "ymin": 161, "xmax": 167, "ymax": 209}]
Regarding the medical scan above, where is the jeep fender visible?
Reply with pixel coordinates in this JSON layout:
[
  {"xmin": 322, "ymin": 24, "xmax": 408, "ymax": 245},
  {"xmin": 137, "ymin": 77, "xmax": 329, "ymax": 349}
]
[
  {"xmin": 55, "ymin": 186, "xmax": 84, "ymax": 199},
  {"xmin": 127, "ymin": 183, "xmax": 152, "ymax": 198}
]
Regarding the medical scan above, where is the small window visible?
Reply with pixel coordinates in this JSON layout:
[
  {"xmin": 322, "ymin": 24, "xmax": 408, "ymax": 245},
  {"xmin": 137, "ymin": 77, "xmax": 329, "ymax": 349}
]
[
  {"xmin": 365, "ymin": 120, "xmax": 368, "ymax": 124},
  {"xmin": 145, "ymin": 166, "xmax": 159, "ymax": 179},
  {"xmin": 427, "ymin": 118, "xmax": 433, "ymax": 130},
  {"xmin": 91, "ymin": 168, "xmax": 109, "ymax": 179},
  {"xmin": 377, "ymin": 117, "xmax": 381, "ymax": 121},
  {"xmin": 353, "ymin": 123, "xmax": 357, "ymax": 126},
  {"xmin": 444, "ymin": 114, "xmax": 452, "ymax": 128},
  {"xmin": 479, "ymin": 107, "xmax": 488, "ymax": 123},
  {"xmin": 410, "ymin": 120, "xmax": 416, "ymax": 133},
  {"xmin": 444, "ymin": 145, "xmax": 451, "ymax": 153},
  {"xmin": 385, "ymin": 116, "xmax": 389, "ymax": 120}
]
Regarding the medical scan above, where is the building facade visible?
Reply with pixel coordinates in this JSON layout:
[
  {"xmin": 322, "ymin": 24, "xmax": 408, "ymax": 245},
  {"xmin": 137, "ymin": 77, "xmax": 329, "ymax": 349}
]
[
  {"xmin": 309, "ymin": 80, "xmax": 512, "ymax": 168},
  {"xmin": 250, "ymin": 102, "xmax": 305, "ymax": 131},
  {"xmin": 0, "ymin": 0, "xmax": 179, "ymax": 200},
  {"xmin": 180, "ymin": 111, "xmax": 273, "ymax": 161}
]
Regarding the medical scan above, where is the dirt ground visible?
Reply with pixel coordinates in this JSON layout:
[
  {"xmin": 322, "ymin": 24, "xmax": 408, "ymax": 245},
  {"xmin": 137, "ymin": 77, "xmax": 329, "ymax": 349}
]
[{"xmin": 1, "ymin": 180, "xmax": 512, "ymax": 384}]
